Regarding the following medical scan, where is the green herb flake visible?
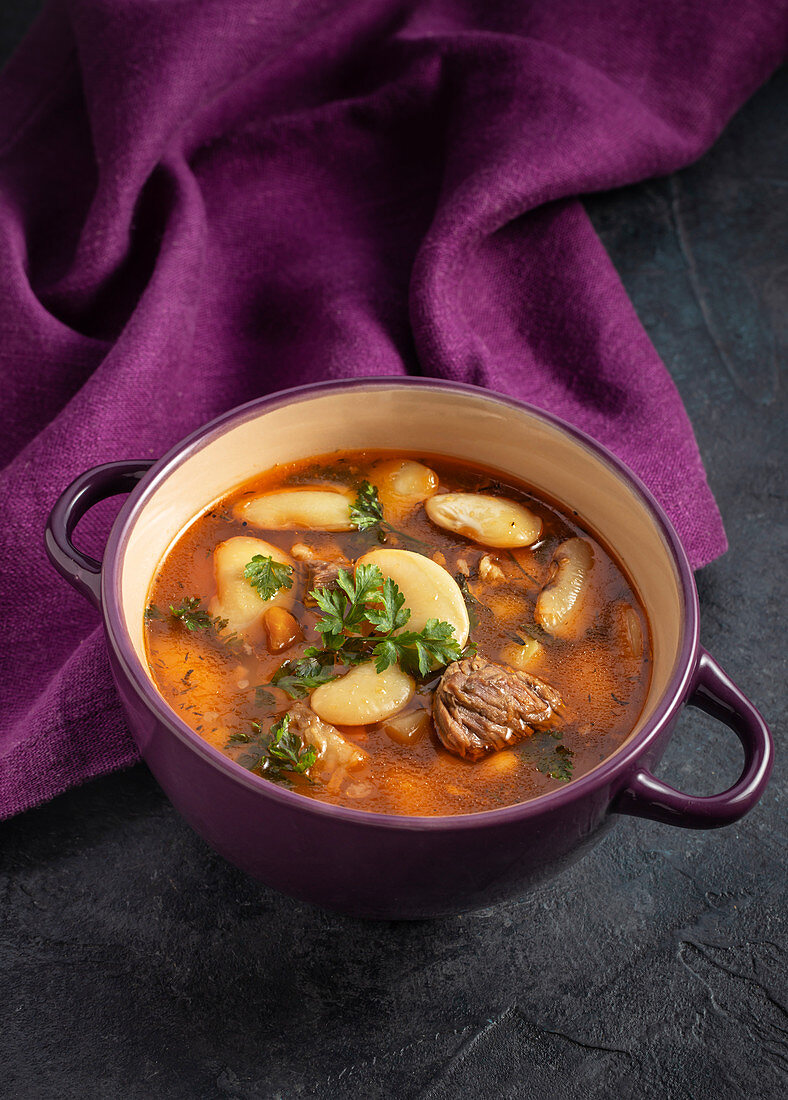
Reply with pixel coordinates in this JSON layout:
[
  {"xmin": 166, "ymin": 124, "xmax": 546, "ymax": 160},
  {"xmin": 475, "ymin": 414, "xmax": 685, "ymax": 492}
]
[
  {"xmin": 513, "ymin": 620, "xmax": 553, "ymax": 646},
  {"xmin": 537, "ymin": 743, "xmax": 574, "ymax": 782},
  {"xmin": 254, "ymin": 685, "xmax": 276, "ymax": 707},
  {"xmin": 347, "ymin": 479, "xmax": 431, "ymax": 552}
]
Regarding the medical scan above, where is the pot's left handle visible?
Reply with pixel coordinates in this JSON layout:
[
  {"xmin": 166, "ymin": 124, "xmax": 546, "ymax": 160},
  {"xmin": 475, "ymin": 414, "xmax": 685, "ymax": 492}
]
[{"xmin": 45, "ymin": 461, "xmax": 155, "ymax": 609}]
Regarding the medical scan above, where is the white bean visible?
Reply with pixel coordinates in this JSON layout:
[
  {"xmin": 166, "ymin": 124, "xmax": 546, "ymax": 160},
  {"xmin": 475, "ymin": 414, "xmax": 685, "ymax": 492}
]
[
  {"xmin": 424, "ymin": 493, "xmax": 541, "ymax": 548},
  {"xmin": 209, "ymin": 536, "xmax": 294, "ymax": 635},
  {"xmin": 534, "ymin": 537, "xmax": 593, "ymax": 638},
  {"xmin": 310, "ymin": 662, "xmax": 415, "ymax": 726},
  {"xmin": 357, "ymin": 548, "xmax": 470, "ymax": 647},
  {"xmin": 618, "ymin": 603, "xmax": 644, "ymax": 658},
  {"xmin": 371, "ymin": 459, "xmax": 438, "ymax": 516},
  {"xmin": 239, "ymin": 489, "xmax": 354, "ymax": 531}
]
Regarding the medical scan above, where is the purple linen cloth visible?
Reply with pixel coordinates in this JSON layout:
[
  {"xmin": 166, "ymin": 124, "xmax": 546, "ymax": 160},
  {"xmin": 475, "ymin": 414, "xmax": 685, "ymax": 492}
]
[{"xmin": 0, "ymin": 1, "xmax": 785, "ymax": 819}]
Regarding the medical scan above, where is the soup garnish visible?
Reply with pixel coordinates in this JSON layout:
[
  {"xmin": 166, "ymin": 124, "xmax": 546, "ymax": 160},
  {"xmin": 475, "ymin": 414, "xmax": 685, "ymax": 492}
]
[{"xmin": 144, "ymin": 451, "xmax": 651, "ymax": 816}]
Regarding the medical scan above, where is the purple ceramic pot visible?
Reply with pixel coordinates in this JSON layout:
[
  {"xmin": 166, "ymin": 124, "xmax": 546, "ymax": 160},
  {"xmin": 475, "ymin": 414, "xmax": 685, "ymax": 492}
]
[{"xmin": 46, "ymin": 381, "xmax": 773, "ymax": 919}]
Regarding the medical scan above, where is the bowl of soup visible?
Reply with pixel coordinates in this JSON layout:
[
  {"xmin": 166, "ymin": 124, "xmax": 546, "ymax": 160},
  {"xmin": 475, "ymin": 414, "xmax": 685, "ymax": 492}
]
[{"xmin": 46, "ymin": 380, "xmax": 773, "ymax": 918}]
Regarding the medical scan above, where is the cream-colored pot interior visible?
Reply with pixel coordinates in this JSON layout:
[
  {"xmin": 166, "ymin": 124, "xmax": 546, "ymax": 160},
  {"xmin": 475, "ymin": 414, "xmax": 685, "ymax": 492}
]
[{"xmin": 120, "ymin": 386, "xmax": 684, "ymax": 745}]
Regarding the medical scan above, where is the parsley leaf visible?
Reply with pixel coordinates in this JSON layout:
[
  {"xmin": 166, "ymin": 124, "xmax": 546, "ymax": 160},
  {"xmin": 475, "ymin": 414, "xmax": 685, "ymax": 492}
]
[
  {"xmin": 170, "ymin": 597, "xmax": 228, "ymax": 633},
  {"xmin": 311, "ymin": 564, "xmax": 384, "ymax": 643},
  {"xmin": 271, "ymin": 656, "xmax": 339, "ymax": 699},
  {"xmin": 364, "ymin": 576, "xmax": 410, "ymax": 634},
  {"xmin": 348, "ymin": 479, "xmax": 432, "ymax": 552},
  {"xmin": 349, "ymin": 481, "xmax": 385, "ymax": 531},
  {"xmin": 262, "ymin": 713, "xmax": 317, "ymax": 777},
  {"xmin": 373, "ymin": 617, "xmax": 462, "ymax": 676},
  {"xmin": 244, "ymin": 555, "xmax": 294, "ymax": 601}
]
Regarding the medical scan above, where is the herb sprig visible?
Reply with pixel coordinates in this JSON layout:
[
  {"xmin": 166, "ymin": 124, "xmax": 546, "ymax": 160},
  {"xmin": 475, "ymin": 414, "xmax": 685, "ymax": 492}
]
[
  {"xmin": 271, "ymin": 655, "xmax": 339, "ymax": 699},
  {"xmin": 349, "ymin": 482, "xmax": 385, "ymax": 531},
  {"xmin": 349, "ymin": 480, "xmax": 431, "ymax": 551},
  {"xmin": 228, "ymin": 714, "xmax": 316, "ymax": 782},
  {"xmin": 244, "ymin": 555, "xmax": 294, "ymax": 601},
  {"xmin": 147, "ymin": 597, "xmax": 228, "ymax": 633},
  {"xmin": 309, "ymin": 565, "xmax": 464, "ymax": 678}
]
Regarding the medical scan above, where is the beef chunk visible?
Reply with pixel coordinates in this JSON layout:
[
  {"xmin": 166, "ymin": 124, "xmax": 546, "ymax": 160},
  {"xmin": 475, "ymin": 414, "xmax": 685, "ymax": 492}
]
[
  {"xmin": 304, "ymin": 559, "xmax": 348, "ymax": 605},
  {"xmin": 432, "ymin": 654, "xmax": 562, "ymax": 760}
]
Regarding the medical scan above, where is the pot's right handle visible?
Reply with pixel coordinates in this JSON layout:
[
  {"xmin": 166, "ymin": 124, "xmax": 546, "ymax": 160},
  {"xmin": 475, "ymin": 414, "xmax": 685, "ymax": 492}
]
[
  {"xmin": 45, "ymin": 460, "xmax": 155, "ymax": 610},
  {"xmin": 613, "ymin": 649, "xmax": 773, "ymax": 829}
]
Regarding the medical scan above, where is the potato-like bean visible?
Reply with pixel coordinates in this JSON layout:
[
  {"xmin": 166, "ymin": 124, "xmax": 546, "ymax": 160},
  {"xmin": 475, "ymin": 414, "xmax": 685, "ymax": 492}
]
[
  {"xmin": 534, "ymin": 537, "xmax": 593, "ymax": 638},
  {"xmin": 501, "ymin": 638, "xmax": 543, "ymax": 671},
  {"xmin": 239, "ymin": 489, "xmax": 354, "ymax": 531},
  {"xmin": 424, "ymin": 493, "xmax": 541, "ymax": 548},
  {"xmin": 209, "ymin": 537, "xmax": 294, "ymax": 635},
  {"xmin": 382, "ymin": 708, "xmax": 431, "ymax": 746},
  {"xmin": 357, "ymin": 548, "xmax": 470, "ymax": 647},
  {"xmin": 310, "ymin": 662, "xmax": 415, "ymax": 726}
]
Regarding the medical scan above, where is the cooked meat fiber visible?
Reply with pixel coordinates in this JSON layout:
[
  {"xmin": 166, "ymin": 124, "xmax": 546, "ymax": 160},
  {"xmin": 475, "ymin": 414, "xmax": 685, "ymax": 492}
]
[
  {"xmin": 304, "ymin": 559, "xmax": 347, "ymax": 605},
  {"xmin": 433, "ymin": 655, "xmax": 562, "ymax": 760},
  {"xmin": 287, "ymin": 703, "xmax": 366, "ymax": 772}
]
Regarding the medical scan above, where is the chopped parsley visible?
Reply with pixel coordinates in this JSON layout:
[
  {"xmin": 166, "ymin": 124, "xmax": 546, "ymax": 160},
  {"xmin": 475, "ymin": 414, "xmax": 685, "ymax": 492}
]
[
  {"xmin": 228, "ymin": 714, "xmax": 316, "ymax": 783},
  {"xmin": 512, "ymin": 620, "xmax": 553, "ymax": 646},
  {"xmin": 271, "ymin": 655, "xmax": 339, "ymax": 699},
  {"xmin": 308, "ymin": 564, "xmax": 463, "ymax": 678},
  {"xmin": 537, "ymin": 743, "xmax": 574, "ymax": 782},
  {"xmin": 244, "ymin": 555, "xmax": 294, "ymax": 601},
  {"xmin": 254, "ymin": 685, "xmax": 276, "ymax": 707},
  {"xmin": 168, "ymin": 597, "xmax": 228, "ymax": 633}
]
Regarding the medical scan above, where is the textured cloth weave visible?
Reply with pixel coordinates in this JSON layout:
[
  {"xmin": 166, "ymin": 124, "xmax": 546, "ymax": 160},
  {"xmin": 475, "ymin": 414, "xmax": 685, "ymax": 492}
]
[{"xmin": 1, "ymin": 0, "xmax": 785, "ymax": 817}]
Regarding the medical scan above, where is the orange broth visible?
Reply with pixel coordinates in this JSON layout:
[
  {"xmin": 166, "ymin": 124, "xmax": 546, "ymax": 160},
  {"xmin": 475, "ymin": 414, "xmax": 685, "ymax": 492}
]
[{"xmin": 144, "ymin": 451, "xmax": 651, "ymax": 815}]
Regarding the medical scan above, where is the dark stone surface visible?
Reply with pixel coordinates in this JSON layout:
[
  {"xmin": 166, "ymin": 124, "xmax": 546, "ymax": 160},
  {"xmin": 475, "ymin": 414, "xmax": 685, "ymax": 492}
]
[{"xmin": 1, "ymin": 11, "xmax": 785, "ymax": 1099}]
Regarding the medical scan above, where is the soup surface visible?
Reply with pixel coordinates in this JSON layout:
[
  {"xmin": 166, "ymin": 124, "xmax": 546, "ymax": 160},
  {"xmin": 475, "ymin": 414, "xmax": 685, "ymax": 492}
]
[{"xmin": 144, "ymin": 451, "xmax": 651, "ymax": 815}]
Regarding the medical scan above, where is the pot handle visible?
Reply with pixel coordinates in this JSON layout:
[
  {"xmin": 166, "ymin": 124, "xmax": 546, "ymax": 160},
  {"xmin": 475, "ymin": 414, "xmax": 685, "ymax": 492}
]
[
  {"xmin": 613, "ymin": 649, "xmax": 773, "ymax": 829},
  {"xmin": 45, "ymin": 460, "xmax": 155, "ymax": 610}
]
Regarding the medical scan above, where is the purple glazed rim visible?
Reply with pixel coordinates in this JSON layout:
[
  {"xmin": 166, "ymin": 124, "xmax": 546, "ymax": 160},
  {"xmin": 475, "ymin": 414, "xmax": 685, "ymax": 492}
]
[{"xmin": 100, "ymin": 377, "xmax": 700, "ymax": 832}]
